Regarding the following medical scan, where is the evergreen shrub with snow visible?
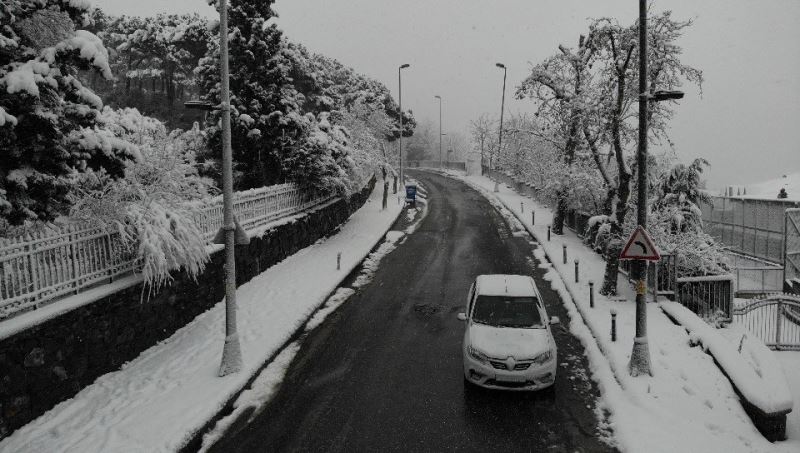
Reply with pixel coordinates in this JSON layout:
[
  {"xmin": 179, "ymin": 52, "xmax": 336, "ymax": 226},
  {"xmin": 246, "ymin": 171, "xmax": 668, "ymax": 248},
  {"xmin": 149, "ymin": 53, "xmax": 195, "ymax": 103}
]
[{"xmin": 0, "ymin": 0, "xmax": 140, "ymax": 225}]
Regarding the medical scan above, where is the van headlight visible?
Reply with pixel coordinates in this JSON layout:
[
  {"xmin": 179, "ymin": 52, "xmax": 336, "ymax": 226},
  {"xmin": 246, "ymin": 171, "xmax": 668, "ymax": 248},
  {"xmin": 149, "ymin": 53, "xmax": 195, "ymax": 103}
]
[
  {"xmin": 467, "ymin": 345, "xmax": 489, "ymax": 363},
  {"xmin": 531, "ymin": 350, "xmax": 553, "ymax": 365}
]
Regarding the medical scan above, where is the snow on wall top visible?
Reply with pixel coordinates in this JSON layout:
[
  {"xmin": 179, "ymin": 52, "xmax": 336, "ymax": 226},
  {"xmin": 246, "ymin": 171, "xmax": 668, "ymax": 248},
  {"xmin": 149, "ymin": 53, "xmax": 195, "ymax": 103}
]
[{"xmin": 660, "ymin": 301, "xmax": 793, "ymax": 415}]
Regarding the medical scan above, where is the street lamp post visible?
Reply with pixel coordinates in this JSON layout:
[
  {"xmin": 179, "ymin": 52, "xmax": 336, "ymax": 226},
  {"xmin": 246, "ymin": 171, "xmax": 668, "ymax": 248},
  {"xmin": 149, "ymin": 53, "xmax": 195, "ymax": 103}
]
[
  {"xmin": 435, "ymin": 95, "xmax": 442, "ymax": 170},
  {"xmin": 441, "ymin": 132, "xmax": 447, "ymax": 169},
  {"xmin": 398, "ymin": 63, "xmax": 410, "ymax": 185},
  {"xmin": 217, "ymin": 0, "xmax": 242, "ymax": 377},
  {"xmin": 628, "ymin": 0, "xmax": 684, "ymax": 377},
  {"xmin": 496, "ymin": 63, "xmax": 507, "ymax": 170}
]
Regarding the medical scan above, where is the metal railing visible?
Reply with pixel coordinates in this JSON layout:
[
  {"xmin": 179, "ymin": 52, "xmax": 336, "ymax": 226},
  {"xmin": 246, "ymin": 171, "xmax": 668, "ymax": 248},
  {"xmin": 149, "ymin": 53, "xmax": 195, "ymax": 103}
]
[
  {"xmin": 619, "ymin": 254, "xmax": 677, "ymax": 298},
  {"xmin": 732, "ymin": 294, "xmax": 800, "ymax": 350},
  {"xmin": 734, "ymin": 266, "xmax": 784, "ymax": 296},
  {"xmin": 675, "ymin": 274, "xmax": 735, "ymax": 322},
  {"xmin": 1, "ymin": 183, "xmax": 337, "ymax": 319}
]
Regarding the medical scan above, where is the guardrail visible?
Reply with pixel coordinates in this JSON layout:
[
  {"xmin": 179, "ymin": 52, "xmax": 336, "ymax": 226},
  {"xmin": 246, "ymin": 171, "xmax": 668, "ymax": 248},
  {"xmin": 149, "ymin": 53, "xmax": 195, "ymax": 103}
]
[{"xmin": 1, "ymin": 183, "xmax": 338, "ymax": 319}]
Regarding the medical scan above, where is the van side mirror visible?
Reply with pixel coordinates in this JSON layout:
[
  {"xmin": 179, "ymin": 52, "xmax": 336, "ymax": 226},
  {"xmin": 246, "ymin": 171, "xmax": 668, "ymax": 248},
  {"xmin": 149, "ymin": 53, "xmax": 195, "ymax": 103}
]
[
  {"xmin": 549, "ymin": 316, "xmax": 560, "ymax": 325},
  {"xmin": 457, "ymin": 313, "xmax": 467, "ymax": 321}
]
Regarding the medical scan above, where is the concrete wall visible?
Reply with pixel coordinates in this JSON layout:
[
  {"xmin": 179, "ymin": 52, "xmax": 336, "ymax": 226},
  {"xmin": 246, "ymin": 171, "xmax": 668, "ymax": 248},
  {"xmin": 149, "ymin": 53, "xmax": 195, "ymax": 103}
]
[{"xmin": 0, "ymin": 179, "xmax": 375, "ymax": 439}]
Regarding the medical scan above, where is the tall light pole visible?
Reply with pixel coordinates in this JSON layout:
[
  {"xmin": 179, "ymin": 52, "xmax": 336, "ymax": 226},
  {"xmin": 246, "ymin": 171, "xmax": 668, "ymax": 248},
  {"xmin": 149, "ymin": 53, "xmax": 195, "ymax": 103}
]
[
  {"xmin": 629, "ymin": 0, "xmax": 684, "ymax": 377},
  {"xmin": 398, "ymin": 63, "xmax": 410, "ymax": 185},
  {"xmin": 496, "ymin": 63, "xmax": 507, "ymax": 170},
  {"xmin": 434, "ymin": 95, "xmax": 442, "ymax": 169},
  {"xmin": 217, "ymin": 0, "xmax": 242, "ymax": 377},
  {"xmin": 441, "ymin": 132, "xmax": 448, "ymax": 169}
]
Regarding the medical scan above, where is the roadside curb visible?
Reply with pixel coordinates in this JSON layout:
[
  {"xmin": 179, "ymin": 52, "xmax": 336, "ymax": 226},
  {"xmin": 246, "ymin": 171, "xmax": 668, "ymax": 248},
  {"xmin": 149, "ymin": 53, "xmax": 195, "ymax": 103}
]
[{"xmin": 179, "ymin": 185, "xmax": 405, "ymax": 452}]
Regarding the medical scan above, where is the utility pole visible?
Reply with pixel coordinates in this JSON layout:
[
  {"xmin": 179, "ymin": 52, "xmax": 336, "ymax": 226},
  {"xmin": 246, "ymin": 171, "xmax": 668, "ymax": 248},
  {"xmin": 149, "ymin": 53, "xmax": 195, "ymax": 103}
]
[
  {"xmin": 629, "ymin": 0, "xmax": 651, "ymax": 377},
  {"xmin": 435, "ymin": 95, "xmax": 442, "ymax": 169},
  {"xmin": 496, "ymin": 63, "xmax": 507, "ymax": 170}
]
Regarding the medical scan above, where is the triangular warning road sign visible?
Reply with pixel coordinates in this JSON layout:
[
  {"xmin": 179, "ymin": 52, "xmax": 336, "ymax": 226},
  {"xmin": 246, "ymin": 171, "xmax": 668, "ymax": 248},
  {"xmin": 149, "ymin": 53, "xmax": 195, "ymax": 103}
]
[{"xmin": 620, "ymin": 226, "xmax": 661, "ymax": 261}]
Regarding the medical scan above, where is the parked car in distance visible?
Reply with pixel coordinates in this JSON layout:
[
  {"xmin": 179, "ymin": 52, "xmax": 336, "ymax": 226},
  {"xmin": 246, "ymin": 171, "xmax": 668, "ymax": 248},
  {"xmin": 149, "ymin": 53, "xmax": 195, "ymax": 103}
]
[{"xmin": 458, "ymin": 274, "xmax": 559, "ymax": 391}]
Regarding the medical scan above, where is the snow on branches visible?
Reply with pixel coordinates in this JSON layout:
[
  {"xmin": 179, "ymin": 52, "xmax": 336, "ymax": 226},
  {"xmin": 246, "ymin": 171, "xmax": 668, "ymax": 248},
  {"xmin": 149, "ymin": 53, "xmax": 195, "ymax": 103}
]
[
  {"xmin": 71, "ymin": 108, "xmax": 215, "ymax": 290},
  {"xmin": 0, "ymin": 0, "xmax": 138, "ymax": 225}
]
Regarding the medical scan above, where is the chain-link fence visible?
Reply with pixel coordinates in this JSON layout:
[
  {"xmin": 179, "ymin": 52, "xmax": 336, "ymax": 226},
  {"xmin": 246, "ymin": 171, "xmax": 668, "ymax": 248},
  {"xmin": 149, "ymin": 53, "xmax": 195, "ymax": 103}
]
[{"xmin": 700, "ymin": 196, "xmax": 800, "ymax": 264}]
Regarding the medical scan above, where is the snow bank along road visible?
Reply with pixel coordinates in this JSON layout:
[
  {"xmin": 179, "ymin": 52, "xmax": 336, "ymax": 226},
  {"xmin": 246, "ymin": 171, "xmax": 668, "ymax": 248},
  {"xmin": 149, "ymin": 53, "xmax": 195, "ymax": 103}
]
[{"xmin": 208, "ymin": 171, "xmax": 615, "ymax": 452}]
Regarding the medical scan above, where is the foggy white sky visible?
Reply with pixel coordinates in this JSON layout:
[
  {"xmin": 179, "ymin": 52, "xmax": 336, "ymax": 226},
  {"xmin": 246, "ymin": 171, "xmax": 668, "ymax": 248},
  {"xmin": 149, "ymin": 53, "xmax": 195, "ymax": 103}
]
[{"xmin": 94, "ymin": 0, "xmax": 800, "ymax": 189}]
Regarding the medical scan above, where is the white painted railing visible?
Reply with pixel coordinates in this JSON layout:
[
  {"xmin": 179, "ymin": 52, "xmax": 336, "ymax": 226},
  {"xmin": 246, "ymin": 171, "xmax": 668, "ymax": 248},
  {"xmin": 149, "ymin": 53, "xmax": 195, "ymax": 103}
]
[{"xmin": 0, "ymin": 183, "xmax": 336, "ymax": 319}]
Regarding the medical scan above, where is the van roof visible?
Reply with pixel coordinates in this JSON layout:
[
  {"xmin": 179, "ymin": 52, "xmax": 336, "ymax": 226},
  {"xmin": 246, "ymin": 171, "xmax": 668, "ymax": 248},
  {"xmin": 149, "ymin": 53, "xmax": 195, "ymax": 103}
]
[{"xmin": 475, "ymin": 274, "xmax": 537, "ymax": 297}]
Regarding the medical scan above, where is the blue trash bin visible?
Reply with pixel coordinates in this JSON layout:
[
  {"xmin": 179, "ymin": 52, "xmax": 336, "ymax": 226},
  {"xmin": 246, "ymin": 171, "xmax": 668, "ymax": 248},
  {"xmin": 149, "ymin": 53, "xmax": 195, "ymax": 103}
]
[{"xmin": 405, "ymin": 184, "xmax": 417, "ymax": 207}]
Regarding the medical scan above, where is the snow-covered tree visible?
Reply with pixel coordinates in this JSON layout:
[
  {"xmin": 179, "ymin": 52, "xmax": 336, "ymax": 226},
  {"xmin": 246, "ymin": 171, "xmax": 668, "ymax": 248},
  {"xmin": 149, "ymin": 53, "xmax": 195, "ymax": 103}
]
[
  {"xmin": 0, "ymin": 0, "xmax": 139, "ymax": 225},
  {"xmin": 70, "ymin": 107, "xmax": 215, "ymax": 290},
  {"xmin": 112, "ymin": 14, "xmax": 210, "ymax": 117},
  {"xmin": 654, "ymin": 158, "xmax": 710, "ymax": 233},
  {"xmin": 516, "ymin": 33, "xmax": 599, "ymax": 236},
  {"xmin": 469, "ymin": 113, "xmax": 496, "ymax": 172},
  {"xmin": 197, "ymin": 0, "xmax": 350, "ymax": 193}
]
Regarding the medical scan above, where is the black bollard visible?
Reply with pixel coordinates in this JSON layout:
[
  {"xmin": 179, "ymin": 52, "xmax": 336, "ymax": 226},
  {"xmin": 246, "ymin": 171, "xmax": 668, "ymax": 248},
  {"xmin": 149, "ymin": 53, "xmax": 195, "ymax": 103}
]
[
  {"xmin": 521, "ymin": 202, "xmax": 524, "ymax": 213},
  {"xmin": 547, "ymin": 225, "xmax": 551, "ymax": 241},
  {"xmin": 574, "ymin": 259, "xmax": 579, "ymax": 283},
  {"xmin": 611, "ymin": 309, "xmax": 617, "ymax": 342},
  {"xmin": 589, "ymin": 280, "xmax": 595, "ymax": 308},
  {"xmin": 531, "ymin": 210, "xmax": 535, "ymax": 225},
  {"xmin": 562, "ymin": 244, "xmax": 567, "ymax": 265},
  {"xmin": 337, "ymin": 252, "xmax": 341, "ymax": 270}
]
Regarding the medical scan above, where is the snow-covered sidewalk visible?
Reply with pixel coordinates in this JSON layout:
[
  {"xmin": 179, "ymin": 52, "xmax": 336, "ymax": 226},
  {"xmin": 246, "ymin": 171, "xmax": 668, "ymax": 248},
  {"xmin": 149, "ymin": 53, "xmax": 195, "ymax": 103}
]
[
  {"xmin": 0, "ymin": 184, "xmax": 403, "ymax": 453},
  {"xmin": 454, "ymin": 172, "xmax": 798, "ymax": 453}
]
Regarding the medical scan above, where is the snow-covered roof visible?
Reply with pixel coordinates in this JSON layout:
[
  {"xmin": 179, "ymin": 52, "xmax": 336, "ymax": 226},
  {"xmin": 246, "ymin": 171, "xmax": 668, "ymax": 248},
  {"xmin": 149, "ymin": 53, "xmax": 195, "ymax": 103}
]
[{"xmin": 475, "ymin": 274, "xmax": 537, "ymax": 297}]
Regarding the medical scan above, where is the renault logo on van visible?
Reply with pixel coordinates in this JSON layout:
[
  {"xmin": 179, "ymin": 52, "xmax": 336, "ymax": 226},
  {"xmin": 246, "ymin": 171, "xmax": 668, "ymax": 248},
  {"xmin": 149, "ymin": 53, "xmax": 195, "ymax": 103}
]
[{"xmin": 505, "ymin": 357, "xmax": 515, "ymax": 370}]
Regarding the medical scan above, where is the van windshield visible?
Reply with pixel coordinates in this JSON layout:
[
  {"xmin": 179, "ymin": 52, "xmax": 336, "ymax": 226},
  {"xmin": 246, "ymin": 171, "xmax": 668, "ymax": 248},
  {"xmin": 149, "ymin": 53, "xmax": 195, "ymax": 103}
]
[{"xmin": 471, "ymin": 296, "xmax": 543, "ymax": 328}]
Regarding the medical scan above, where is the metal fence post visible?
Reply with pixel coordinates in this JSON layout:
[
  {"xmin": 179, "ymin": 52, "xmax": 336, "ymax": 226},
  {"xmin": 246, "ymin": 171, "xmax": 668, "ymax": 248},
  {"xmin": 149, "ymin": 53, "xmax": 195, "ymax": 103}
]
[{"xmin": 69, "ymin": 225, "xmax": 80, "ymax": 295}]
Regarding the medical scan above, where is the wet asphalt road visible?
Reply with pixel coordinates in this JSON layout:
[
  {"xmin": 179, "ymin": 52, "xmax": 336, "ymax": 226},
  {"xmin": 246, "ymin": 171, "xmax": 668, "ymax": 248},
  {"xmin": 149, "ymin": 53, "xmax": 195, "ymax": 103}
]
[{"xmin": 209, "ymin": 171, "xmax": 615, "ymax": 453}]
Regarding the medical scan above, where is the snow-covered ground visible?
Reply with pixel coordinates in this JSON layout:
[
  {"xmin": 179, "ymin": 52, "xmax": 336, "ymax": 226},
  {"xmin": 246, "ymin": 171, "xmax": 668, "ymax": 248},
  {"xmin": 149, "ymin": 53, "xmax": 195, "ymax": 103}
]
[
  {"xmin": 0, "ymin": 183, "xmax": 405, "ymax": 453},
  {"xmin": 452, "ymin": 171, "xmax": 799, "ymax": 453}
]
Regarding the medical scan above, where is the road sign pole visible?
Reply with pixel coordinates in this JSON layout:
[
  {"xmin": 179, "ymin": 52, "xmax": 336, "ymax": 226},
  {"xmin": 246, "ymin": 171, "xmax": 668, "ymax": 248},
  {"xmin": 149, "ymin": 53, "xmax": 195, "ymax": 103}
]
[{"xmin": 630, "ymin": 0, "xmax": 652, "ymax": 378}]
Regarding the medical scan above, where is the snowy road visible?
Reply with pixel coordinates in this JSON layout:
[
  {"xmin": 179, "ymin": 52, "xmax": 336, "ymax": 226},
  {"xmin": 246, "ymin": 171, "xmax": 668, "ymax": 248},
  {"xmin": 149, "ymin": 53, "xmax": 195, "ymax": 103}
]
[{"xmin": 206, "ymin": 171, "xmax": 614, "ymax": 452}]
